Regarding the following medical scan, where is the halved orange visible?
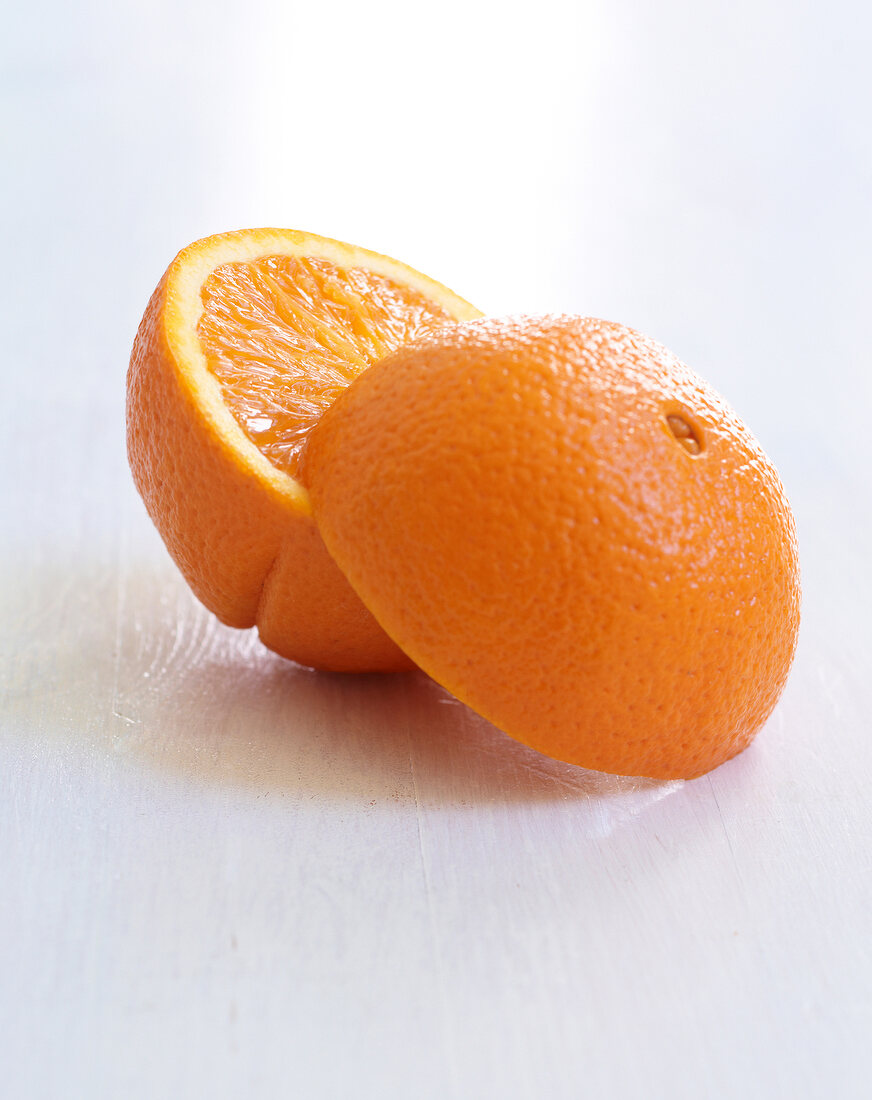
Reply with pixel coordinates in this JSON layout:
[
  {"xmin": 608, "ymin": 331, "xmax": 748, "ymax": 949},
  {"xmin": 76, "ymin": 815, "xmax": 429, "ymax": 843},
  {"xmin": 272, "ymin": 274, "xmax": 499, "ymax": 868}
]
[
  {"xmin": 127, "ymin": 228, "xmax": 481, "ymax": 670},
  {"xmin": 302, "ymin": 315, "xmax": 801, "ymax": 779}
]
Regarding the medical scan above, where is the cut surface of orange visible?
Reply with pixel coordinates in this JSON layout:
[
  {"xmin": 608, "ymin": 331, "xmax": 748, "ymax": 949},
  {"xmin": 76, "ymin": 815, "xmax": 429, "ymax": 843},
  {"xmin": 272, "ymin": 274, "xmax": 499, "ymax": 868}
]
[
  {"xmin": 127, "ymin": 228, "xmax": 481, "ymax": 670},
  {"xmin": 198, "ymin": 253, "xmax": 457, "ymax": 477}
]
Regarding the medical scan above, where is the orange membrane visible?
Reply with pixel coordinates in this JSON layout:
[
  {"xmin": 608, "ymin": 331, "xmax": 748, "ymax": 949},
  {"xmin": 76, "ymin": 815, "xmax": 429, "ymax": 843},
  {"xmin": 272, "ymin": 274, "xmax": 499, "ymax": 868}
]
[{"xmin": 198, "ymin": 255, "xmax": 454, "ymax": 477}]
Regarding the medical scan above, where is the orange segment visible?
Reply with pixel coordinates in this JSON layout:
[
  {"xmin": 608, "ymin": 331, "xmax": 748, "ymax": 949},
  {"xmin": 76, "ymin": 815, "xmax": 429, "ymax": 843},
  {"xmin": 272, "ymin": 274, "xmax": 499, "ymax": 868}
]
[
  {"xmin": 126, "ymin": 227, "xmax": 481, "ymax": 670},
  {"xmin": 198, "ymin": 255, "xmax": 455, "ymax": 476}
]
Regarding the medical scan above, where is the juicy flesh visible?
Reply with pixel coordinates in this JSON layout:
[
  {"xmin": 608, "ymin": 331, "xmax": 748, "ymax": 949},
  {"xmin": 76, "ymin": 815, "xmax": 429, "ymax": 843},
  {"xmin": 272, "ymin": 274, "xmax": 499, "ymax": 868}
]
[{"xmin": 197, "ymin": 254, "xmax": 454, "ymax": 476}]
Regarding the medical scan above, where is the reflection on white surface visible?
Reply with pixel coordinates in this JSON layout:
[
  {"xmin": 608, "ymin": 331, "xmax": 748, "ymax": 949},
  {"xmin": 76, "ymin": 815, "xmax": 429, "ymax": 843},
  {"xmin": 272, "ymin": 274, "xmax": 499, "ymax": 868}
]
[
  {"xmin": 571, "ymin": 774, "xmax": 685, "ymax": 838},
  {"xmin": 5, "ymin": 540, "xmax": 687, "ymax": 833},
  {"xmin": 107, "ymin": 557, "xmax": 687, "ymax": 823}
]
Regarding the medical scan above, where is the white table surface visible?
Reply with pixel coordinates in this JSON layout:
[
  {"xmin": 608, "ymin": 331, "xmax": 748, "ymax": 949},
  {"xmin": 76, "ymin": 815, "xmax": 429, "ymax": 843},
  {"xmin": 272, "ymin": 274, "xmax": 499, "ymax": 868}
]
[{"xmin": 3, "ymin": 2, "xmax": 871, "ymax": 1097}]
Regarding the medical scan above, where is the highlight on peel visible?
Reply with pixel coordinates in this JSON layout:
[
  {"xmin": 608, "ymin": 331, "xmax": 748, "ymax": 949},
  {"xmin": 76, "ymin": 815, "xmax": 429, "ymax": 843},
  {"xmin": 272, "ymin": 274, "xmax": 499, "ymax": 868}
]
[
  {"xmin": 303, "ymin": 314, "xmax": 801, "ymax": 779},
  {"xmin": 126, "ymin": 227, "xmax": 481, "ymax": 670}
]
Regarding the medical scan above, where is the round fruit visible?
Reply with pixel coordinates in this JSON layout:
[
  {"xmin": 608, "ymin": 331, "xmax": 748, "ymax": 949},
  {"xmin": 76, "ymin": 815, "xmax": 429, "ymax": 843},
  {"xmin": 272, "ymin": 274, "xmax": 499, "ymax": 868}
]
[
  {"xmin": 126, "ymin": 228, "xmax": 481, "ymax": 671},
  {"xmin": 302, "ymin": 315, "xmax": 801, "ymax": 778}
]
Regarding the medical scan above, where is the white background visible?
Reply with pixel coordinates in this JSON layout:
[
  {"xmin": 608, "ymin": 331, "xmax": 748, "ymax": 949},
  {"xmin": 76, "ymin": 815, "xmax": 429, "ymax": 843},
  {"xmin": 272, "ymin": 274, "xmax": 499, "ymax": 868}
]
[{"xmin": 2, "ymin": 1, "xmax": 871, "ymax": 1097}]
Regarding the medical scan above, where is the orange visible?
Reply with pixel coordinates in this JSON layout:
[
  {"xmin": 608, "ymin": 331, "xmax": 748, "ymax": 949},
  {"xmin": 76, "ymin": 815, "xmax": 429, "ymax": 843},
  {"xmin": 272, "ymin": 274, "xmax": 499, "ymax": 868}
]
[
  {"xmin": 126, "ymin": 228, "xmax": 481, "ymax": 670},
  {"xmin": 302, "ymin": 315, "xmax": 801, "ymax": 779}
]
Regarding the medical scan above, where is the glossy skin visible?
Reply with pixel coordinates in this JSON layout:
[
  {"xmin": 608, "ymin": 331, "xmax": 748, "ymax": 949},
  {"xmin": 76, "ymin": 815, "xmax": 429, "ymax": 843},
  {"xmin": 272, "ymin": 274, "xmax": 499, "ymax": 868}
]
[{"xmin": 303, "ymin": 315, "xmax": 801, "ymax": 778}]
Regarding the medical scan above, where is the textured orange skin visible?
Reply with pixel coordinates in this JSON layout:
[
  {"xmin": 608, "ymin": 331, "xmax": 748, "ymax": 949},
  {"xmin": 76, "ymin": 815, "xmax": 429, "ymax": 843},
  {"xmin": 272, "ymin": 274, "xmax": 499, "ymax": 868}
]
[
  {"xmin": 127, "ymin": 271, "xmax": 413, "ymax": 672},
  {"xmin": 303, "ymin": 316, "xmax": 801, "ymax": 778}
]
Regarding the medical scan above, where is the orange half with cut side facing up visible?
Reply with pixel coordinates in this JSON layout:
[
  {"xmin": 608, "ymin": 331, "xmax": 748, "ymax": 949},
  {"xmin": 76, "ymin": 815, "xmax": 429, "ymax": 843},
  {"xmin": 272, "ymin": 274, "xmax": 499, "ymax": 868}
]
[{"xmin": 126, "ymin": 227, "xmax": 482, "ymax": 671}]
